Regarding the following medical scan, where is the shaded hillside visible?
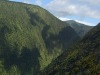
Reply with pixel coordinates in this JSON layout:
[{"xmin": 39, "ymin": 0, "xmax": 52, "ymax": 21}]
[
  {"xmin": 43, "ymin": 23, "xmax": 100, "ymax": 75},
  {"xmin": 65, "ymin": 20, "xmax": 93, "ymax": 38},
  {"xmin": 0, "ymin": 0, "xmax": 80, "ymax": 75}
]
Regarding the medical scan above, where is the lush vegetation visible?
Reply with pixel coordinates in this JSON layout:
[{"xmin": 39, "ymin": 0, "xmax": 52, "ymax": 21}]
[
  {"xmin": 43, "ymin": 23, "xmax": 100, "ymax": 75},
  {"xmin": 65, "ymin": 20, "xmax": 93, "ymax": 38},
  {"xmin": 0, "ymin": 0, "xmax": 80, "ymax": 75}
]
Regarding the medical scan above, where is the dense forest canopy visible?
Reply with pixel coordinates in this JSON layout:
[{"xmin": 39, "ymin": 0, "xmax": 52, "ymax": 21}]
[{"xmin": 0, "ymin": 0, "xmax": 80, "ymax": 75}]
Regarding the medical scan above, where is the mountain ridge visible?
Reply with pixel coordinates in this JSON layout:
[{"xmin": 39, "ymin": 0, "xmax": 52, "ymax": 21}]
[
  {"xmin": 0, "ymin": 1, "xmax": 80, "ymax": 75},
  {"xmin": 43, "ymin": 23, "xmax": 100, "ymax": 75},
  {"xmin": 65, "ymin": 20, "xmax": 93, "ymax": 38}
]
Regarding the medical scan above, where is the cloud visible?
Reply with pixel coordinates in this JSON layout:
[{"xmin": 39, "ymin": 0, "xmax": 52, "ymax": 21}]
[
  {"xmin": 59, "ymin": 17, "xmax": 94, "ymax": 26},
  {"xmin": 58, "ymin": 17, "xmax": 71, "ymax": 21},
  {"xmin": 78, "ymin": 0, "xmax": 100, "ymax": 5},
  {"xmin": 74, "ymin": 20, "xmax": 94, "ymax": 26},
  {"xmin": 34, "ymin": 0, "xmax": 43, "ymax": 6},
  {"xmin": 23, "ymin": 0, "xmax": 32, "ymax": 4},
  {"xmin": 10, "ymin": 0, "xmax": 31, "ymax": 3},
  {"xmin": 46, "ymin": 0, "xmax": 100, "ymax": 19}
]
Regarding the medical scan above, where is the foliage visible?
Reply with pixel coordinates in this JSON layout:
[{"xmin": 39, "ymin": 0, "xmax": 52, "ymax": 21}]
[
  {"xmin": 65, "ymin": 20, "xmax": 93, "ymax": 38},
  {"xmin": 43, "ymin": 23, "xmax": 100, "ymax": 75},
  {"xmin": 0, "ymin": 0, "xmax": 80, "ymax": 75}
]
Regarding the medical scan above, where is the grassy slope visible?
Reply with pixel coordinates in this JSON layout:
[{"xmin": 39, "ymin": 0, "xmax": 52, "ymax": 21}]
[
  {"xmin": 0, "ymin": 1, "xmax": 80, "ymax": 75},
  {"xmin": 43, "ymin": 23, "xmax": 100, "ymax": 75},
  {"xmin": 65, "ymin": 20, "xmax": 93, "ymax": 38}
]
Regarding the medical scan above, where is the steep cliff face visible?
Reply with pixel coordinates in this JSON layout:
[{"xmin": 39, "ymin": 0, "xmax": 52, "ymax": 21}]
[
  {"xmin": 43, "ymin": 23, "xmax": 100, "ymax": 75},
  {"xmin": 0, "ymin": 1, "xmax": 80, "ymax": 75}
]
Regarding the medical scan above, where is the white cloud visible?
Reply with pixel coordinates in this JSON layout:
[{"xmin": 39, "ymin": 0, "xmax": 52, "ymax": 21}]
[
  {"xmin": 75, "ymin": 20, "xmax": 94, "ymax": 26},
  {"xmin": 78, "ymin": 0, "xmax": 100, "ymax": 5},
  {"xmin": 46, "ymin": 0, "xmax": 100, "ymax": 19},
  {"xmin": 59, "ymin": 17, "xmax": 71, "ymax": 21},
  {"xmin": 59, "ymin": 17, "xmax": 94, "ymax": 26},
  {"xmin": 23, "ymin": 0, "xmax": 32, "ymax": 4},
  {"xmin": 34, "ymin": 0, "xmax": 43, "ymax": 6}
]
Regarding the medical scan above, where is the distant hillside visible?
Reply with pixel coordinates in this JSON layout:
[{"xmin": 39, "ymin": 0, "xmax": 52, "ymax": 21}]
[
  {"xmin": 0, "ymin": 0, "xmax": 80, "ymax": 75},
  {"xmin": 65, "ymin": 20, "xmax": 93, "ymax": 38},
  {"xmin": 43, "ymin": 23, "xmax": 100, "ymax": 75}
]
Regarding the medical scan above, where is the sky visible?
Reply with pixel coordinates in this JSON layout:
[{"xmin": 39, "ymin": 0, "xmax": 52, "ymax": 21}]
[{"xmin": 10, "ymin": 0, "xmax": 100, "ymax": 26}]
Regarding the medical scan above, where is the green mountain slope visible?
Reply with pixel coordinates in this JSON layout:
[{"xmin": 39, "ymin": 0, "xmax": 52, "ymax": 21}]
[
  {"xmin": 43, "ymin": 23, "xmax": 100, "ymax": 75},
  {"xmin": 0, "ymin": 0, "xmax": 80, "ymax": 75},
  {"xmin": 65, "ymin": 20, "xmax": 93, "ymax": 38}
]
